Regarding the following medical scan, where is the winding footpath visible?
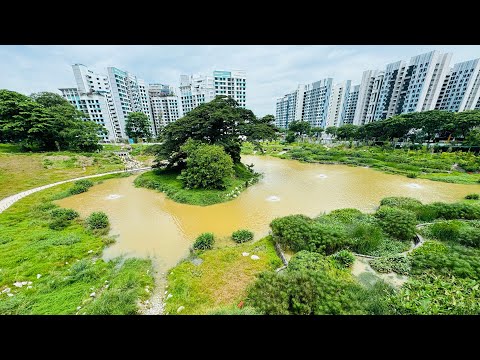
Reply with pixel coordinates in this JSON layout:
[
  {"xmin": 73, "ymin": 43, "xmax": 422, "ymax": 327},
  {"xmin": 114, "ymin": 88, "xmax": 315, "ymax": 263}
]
[{"xmin": 0, "ymin": 167, "xmax": 151, "ymax": 214}]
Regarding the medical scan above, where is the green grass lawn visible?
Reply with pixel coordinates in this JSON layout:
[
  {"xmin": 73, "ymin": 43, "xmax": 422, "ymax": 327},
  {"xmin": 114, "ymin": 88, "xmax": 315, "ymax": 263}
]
[
  {"xmin": 164, "ymin": 236, "xmax": 282, "ymax": 315},
  {"xmin": 0, "ymin": 175, "xmax": 153, "ymax": 314},
  {"xmin": 0, "ymin": 144, "xmax": 155, "ymax": 199},
  {"xmin": 134, "ymin": 162, "xmax": 259, "ymax": 206}
]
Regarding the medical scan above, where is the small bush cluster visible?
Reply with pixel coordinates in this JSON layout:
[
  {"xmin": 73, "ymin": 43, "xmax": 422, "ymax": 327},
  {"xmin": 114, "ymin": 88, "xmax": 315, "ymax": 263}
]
[
  {"xmin": 465, "ymin": 193, "xmax": 480, "ymax": 200},
  {"xmin": 86, "ymin": 211, "xmax": 109, "ymax": 230},
  {"xmin": 375, "ymin": 206, "xmax": 417, "ymax": 241},
  {"xmin": 331, "ymin": 250, "xmax": 355, "ymax": 269},
  {"xmin": 68, "ymin": 179, "xmax": 94, "ymax": 195},
  {"xmin": 48, "ymin": 207, "xmax": 79, "ymax": 230},
  {"xmin": 193, "ymin": 232, "xmax": 214, "ymax": 250},
  {"xmin": 231, "ymin": 229, "xmax": 254, "ymax": 243}
]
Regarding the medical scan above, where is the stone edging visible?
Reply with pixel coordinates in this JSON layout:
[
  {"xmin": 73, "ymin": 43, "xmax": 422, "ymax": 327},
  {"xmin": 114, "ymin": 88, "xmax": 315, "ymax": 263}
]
[{"xmin": 0, "ymin": 167, "xmax": 151, "ymax": 214}]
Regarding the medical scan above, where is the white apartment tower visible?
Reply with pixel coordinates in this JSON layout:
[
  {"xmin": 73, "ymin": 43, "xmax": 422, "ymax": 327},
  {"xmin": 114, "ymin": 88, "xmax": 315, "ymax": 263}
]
[
  {"xmin": 343, "ymin": 85, "xmax": 360, "ymax": 125},
  {"xmin": 326, "ymin": 80, "xmax": 351, "ymax": 127},
  {"xmin": 400, "ymin": 51, "xmax": 452, "ymax": 114},
  {"xmin": 373, "ymin": 61, "xmax": 405, "ymax": 121},
  {"xmin": 275, "ymin": 85, "xmax": 304, "ymax": 129},
  {"xmin": 436, "ymin": 58, "xmax": 480, "ymax": 112},
  {"xmin": 59, "ymin": 87, "xmax": 116, "ymax": 142},
  {"xmin": 107, "ymin": 67, "xmax": 154, "ymax": 138},
  {"xmin": 59, "ymin": 64, "xmax": 118, "ymax": 142},
  {"xmin": 179, "ymin": 74, "xmax": 215, "ymax": 115},
  {"xmin": 148, "ymin": 84, "xmax": 180, "ymax": 135},
  {"xmin": 301, "ymin": 78, "xmax": 333, "ymax": 128},
  {"xmin": 354, "ymin": 70, "xmax": 383, "ymax": 125},
  {"xmin": 180, "ymin": 70, "xmax": 247, "ymax": 115}
]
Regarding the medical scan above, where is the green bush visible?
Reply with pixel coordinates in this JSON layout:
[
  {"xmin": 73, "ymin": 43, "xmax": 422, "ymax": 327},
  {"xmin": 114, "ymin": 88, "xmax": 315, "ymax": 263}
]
[
  {"xmin": 86, "ymin": 211, "xmax": 109, "ymax": 230},
  {"xmin": 287, "ymin": 251, "xmax": 331, "ymax": 272},
  {"xmin": 180, "ymin": 141, "xmax": 234, "ymax": 190},
  {"xmin": 231, "ymin": 229, "xmax": 254, "ymax": 243},
  {"xmin": 331, "ymin": 250, "xmax": 355, "ymax": 269},
  {"xmin": 380, "ymin": 197, "xmax": 423, "ymax": 212},
  {"xmin": 425, "ymin": 202, "xmax": 480, "ymax": 220},
  {"xmin": 369, "ymin": 255, "xmax": 411, "ymax": 275},
  {"xmin": 410, "ymin": 241, "xmax": 480, "ymax": 279},
  {"xmin": 68, "ymin": 179, "xmax": 94, "ymax": 195},
  {"xmin": 50, "ymin": 208, "xmax": 79, "ymax": 220},
  {"xmin": 325, "ymin": 208, "xmax": 364, "ymax": 224},
  {"xmin": 270, "ymin": 214, "xmax": 350, "ymax": 254},
  {"xmin": 465, "ymin": 193, "xmax": 480, "ymax": 200},
  {"xmin": 193, "ymin": 232, "xmax": 214, "ymax": 250},
  {"xmin": 246, "ymin": 270, "xmax": 363, "ymax": 315},
  {"xmin": 48, "ymin": 218, "xmax": 70, "ymax": 230},
  {"xmin": 429, "ymin": 220, "xmax": 463, "ymax": 242},
  {"xmin": 349, "ymin": 222, "xmax": 385, "ymax": 254},
  {"xmin": 375, "ymin": 206, "xmax": 417, "ymax": 241},
  {"xmin": 458, "ymin": 227, "xmax": 480, "ymax": 248}
]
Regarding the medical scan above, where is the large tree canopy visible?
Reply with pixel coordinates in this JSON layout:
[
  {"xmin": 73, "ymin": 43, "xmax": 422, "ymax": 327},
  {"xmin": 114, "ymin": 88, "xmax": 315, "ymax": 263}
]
[
  {"xmin": 0, "ymin": 89, "xmax": 105, "ymax": 151},
  {"xmin": 156, "ymin": 96, "xmax": 263, "ymax": 169},
  {"xmin": 125, "ymin": 112, "xmax": 152, "ymax": 142}
]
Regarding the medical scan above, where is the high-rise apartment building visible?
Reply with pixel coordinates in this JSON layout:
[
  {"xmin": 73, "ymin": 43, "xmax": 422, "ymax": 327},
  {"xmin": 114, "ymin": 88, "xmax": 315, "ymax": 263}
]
[
  {"xmin": 354, "ymin": 70, "xmax": 383, "ymax": 125},
  {"xmin": 148, "ymin": 84, "xmax": 180, "ymax": 135},
  {"xmin": 326, "ymin": 80, "xmax": 351, "ymax": 127},
  {"xmin": 400, "ymin": 51, "xmax": 452, "ymax": 114},
  {"xmin": 179, "ymin": 70, "xmax": 247, "ymax": 115},
  {"xmin": 60, "ymin": 64, "xmax": 119, "ymax": 142},
  {"xmin": 107, "ymin": 67, "xmax": 154, "ymax": 138},
  {"xmin": 301, "ymin": 78, "xmax": 333, "ymax": 128},
  {"xmin": 343, "ymin": 85, "xmax": 360, "ymax": 125},
  {"xmin": 436, "ymin": 58, "xmax": 480, "ymax": 112},
  {"xmin": 59, "ymin": 87, "xmax": 116, "ymax": 142}
]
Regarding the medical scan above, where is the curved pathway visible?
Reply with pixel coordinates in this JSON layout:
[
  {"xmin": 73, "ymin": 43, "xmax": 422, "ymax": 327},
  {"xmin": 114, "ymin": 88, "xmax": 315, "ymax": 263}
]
[{"xmin": 0, "ymin": 167, "xmax": 151, "ymax": 214}]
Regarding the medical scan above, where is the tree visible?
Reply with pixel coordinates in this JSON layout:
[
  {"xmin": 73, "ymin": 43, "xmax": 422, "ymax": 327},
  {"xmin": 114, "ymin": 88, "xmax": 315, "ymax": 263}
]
[
  {"xmin": 125, "ymin": 112, "xmax": 152, "ymax": 143},
  {"xmin": 155, "ymin": 96, "xmax": 245, "ymax": 169},
  {"xmin": 30, "ymin": 92, "xmax": 70, "ymax": 108},
  {"xmin": 179, "ymin": 139, "xmax": 234, "ymax": 190},
  {"xmin": 288, "ymin": 120, "xmax": 311, "ymax": 137},
  {"xmin": 325, "ymin": 126, "xmax": 338, "ymax": 138},
  {"xmin": 336, "ymin": 124, "xmax": 359, "ymax": 140},
  {"xmin": 310, "ymin": 127, "xmax": 323, "ymax": 142},
  {"xmin": 452, "ymin": 110, "xmax": 480, "ymax": 139},
  {"xmin": 0, "ymin": 89, "xmax": 104, "ymax": 151},
  {"xmin": 242, "ymin": 114, "xmax": 278, "ymax": 152}
]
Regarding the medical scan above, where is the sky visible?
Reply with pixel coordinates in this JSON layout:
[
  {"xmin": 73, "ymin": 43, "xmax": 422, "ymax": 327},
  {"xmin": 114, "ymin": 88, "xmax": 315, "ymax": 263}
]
[{"xmin": 1, "ymin": 45, "xmax": 480, "ymax": 117}]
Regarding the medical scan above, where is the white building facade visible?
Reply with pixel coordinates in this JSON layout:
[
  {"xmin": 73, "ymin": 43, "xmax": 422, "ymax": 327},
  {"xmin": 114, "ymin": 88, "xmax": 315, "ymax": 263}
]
[
  {"xmin": 343, "ymin": 85, "xmax": 360, "ymax": 125},
  {"xmin": 436, "ymin": 58, "xmax": 480, "ymax": 112},
  {"xmin": 149, "ymin": 84, "xmax": 180, "ymax": 135}
]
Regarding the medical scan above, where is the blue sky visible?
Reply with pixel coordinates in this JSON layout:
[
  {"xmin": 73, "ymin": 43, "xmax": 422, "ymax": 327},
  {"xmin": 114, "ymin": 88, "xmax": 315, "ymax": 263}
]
[{"xmin": 1, "ymin": 45, "xmax": 479, "ymax": 116}]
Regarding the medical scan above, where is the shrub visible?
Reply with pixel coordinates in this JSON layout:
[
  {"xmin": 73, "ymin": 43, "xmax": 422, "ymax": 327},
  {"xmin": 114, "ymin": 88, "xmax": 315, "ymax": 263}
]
[
  {"xmin": 180, "ymin": 141, "xmax": 234, "ymax": 190},
  {"xmin": 375, "ymin": 206, "xmax": 417, "ymax": 241},
  {"xmin": 369, "ymin": 255, "xmax": 411, "ymax": 275},
  {"xmin": 193, "ymin": 232, "xmax": 214, "ymax": 250},
  {"xmin": 48, "ymin": 218, "xmax": 70, "ymax": 230},
  {"xmin": 50, "ymin": 208, "xmax": 79, "ymax": 220},
  {"xmin": 231, "ymin": 229, "xmax": 254, "ymax": 243},
  {"xmin": 68, "ymin": 179, "xmax": 94, "ymax": 195},
  {"xmin": 246, "ymin": 270, "xmax": 363, "ymax": 315},
  {"xmin": 380, "ymin": 197, "xmax": 423, "ymax": 212},
  {"xmin": 287, "ymin": 251, "xmax": 331, "ymax": 272},
  {"xmin": 331, "ymin": 250, "xmax": 355, "ymax": 269},
  {"xmin": 349, "ymin": 222, "xmax": 385, "ymax": 254},
  {"xmin": 457, "ymin": 227, "xmax": 480, "ymax": 248},
  {"xmin": 325, "ymin": 208, "xmax": 364, "ymax": 224},
  {"xmin": 86, "ymin": 211, "xmax": 109, "ymax": 230},
  {"xmin": 465, "ymin": 193, "xmax": 480, "ymax": 200},
  {"xmin": 429, "ymin": 220, "xmax": 463, "ymax": 242},
  {"xmin": 270, "ymin": 214, "xmax": 350, "ymax": 254}
]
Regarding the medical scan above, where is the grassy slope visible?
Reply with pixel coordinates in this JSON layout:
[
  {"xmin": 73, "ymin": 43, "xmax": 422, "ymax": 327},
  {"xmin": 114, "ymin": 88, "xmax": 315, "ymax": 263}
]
[
  {"xmin": 0, "ymin": 144, "xmax": 155, "ymax": 199},
  {"xmin": 242, "ymin": 142, "xmax": 480, "ymax": 185},
  {"xmin": 134, "ymin": 162, "xmax": 258, "ymax": 206},
  {"xmin": 0, "ymin": 175, "xmax": 153, "ymax": 314},
  {"xmin": 164, "ymin": 236, "xmax": 282, "ymax": 314}
]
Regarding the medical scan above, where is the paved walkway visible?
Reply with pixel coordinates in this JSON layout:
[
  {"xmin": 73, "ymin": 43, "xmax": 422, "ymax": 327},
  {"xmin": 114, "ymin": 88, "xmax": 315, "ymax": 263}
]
[{"xmin": 0, "ymin": 167, "xmax": 151, "ymax": 214}]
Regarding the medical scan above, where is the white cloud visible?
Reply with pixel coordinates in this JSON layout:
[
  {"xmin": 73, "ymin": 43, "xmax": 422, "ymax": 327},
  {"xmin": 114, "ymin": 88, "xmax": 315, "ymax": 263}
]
[{"xmin": 1, "ymin": 45, "xmax": 479, "ymax": 116}]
